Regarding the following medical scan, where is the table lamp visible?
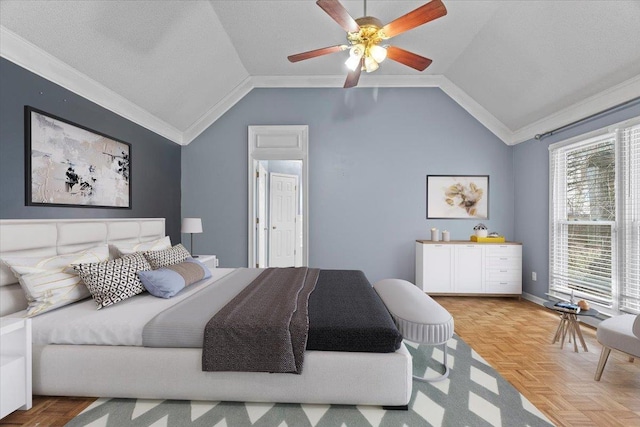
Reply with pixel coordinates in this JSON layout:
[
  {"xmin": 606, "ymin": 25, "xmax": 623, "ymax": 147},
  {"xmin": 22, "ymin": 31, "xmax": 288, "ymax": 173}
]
[{"xmin": 181, "ymin": 218, "xmax": 202, "ymax": 257}]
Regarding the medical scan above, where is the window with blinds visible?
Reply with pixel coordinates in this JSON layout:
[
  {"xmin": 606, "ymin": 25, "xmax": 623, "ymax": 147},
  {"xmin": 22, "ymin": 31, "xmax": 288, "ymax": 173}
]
[
  {"xmin": 620, "ymin": 125, "xmax": 640, "ymax": 313},
  {"xmin": 549, "ymin": 117, "xmax": 640, "ymax": 315}
]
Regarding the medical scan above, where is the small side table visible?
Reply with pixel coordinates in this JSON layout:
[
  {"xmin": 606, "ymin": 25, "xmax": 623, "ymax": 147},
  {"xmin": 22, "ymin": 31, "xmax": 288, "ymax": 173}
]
[
  {"xmin": 543, "ymin": 301, "xmax": 598, "ymax": 352},
  {"xmin": 0, "ymin": 317, "xmax": 32, "ymax": 419},
  {"xmin": 194, "ymin": 255, "xmax": 218, "ymax": 270}
]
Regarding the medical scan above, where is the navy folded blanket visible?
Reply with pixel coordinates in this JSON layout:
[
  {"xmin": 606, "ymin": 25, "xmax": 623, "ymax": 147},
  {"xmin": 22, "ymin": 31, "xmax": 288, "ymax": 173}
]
[{"xmin": 307, "ymin": 270, "xmax": 403, "ymax": 353}]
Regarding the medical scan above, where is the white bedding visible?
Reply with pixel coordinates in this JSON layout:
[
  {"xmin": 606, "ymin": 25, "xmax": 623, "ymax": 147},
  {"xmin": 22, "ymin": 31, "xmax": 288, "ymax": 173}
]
[{"xmin": 15, "ymin": 268, "xmax": 234, "ymax": 346}]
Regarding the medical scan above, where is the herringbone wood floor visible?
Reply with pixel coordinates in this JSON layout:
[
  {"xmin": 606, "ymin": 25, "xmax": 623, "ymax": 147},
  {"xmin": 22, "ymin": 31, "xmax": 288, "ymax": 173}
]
[{"xmin": 2, "ymin": 297, "xmax": 639, "ymax": 426}]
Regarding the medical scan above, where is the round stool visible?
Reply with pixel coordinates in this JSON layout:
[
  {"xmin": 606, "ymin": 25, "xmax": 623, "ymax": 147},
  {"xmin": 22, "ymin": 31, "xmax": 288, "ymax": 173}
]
[{"xmin": 374, "ymin": 279, "xmax": 454, "ymax": 382}]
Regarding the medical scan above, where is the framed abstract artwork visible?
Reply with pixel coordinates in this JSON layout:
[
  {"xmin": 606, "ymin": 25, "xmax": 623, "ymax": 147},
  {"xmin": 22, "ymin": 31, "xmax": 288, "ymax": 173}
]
[
  {"xmin": 426, "ymin": 175, "xmax": 489, "ymax": 219},
  {"xmin": 25, "ymin": 106, "xmax": 131, "ymax": 208}
]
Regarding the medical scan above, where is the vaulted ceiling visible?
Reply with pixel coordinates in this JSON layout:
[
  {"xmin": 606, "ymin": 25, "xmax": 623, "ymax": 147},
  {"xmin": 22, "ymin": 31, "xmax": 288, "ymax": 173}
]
[{"xmin": 1, "ymin": 0, "xmax": 639, "ymax": 145}]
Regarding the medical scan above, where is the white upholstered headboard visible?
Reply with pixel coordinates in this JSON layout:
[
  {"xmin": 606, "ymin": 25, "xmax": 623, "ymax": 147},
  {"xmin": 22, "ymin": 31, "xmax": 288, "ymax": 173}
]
[{"xmin": 0, "ymin": 218, "xmax": 165, "ymax": 316}]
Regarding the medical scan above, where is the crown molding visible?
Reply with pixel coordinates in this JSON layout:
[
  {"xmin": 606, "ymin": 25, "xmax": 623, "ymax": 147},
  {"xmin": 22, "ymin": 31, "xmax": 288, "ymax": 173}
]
[
  {"xmin": 183, "ymin": 74, "xmax": 511, "ymax": 145},
  {"xmin": 4, "ymin": 24, "xmax": 638, "ymax": 148},
  {"xmin": 0, "ymin": 26, "xmax": 183, "ymax": 144},
  {"xmin": 182, "ymin": 76, "xmax": 253, "ymax": 144},
  {"xmin": 509, "ymin": 74, "xmax": 640, "ymax": 145},
  {"xmin": 437, "ymin": 76, "xmax": 513, "ymax": 144}
]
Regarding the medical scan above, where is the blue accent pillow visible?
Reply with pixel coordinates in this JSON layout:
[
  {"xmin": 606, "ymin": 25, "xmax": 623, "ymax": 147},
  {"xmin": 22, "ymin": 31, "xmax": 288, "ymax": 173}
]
[{"xmin": 137, "ymin": 257, "xmax": 211, "ymax": 298}]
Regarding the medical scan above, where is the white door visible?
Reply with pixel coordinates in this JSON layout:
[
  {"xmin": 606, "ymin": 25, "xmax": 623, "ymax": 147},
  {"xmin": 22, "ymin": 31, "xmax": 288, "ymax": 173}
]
[
  {"xmin": 256, "ymin": 163, "xmax": 268, "ymax": 268},
  {"xmin": 269, "ymin": 173, "xmax": 298, "ymax": 267}
]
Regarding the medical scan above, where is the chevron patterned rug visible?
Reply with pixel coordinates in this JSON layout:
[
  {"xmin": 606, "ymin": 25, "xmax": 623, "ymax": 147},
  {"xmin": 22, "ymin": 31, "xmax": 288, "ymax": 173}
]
[{"xmin": 66, "ymin": 335, "xmax": 553, "ymax": 427}]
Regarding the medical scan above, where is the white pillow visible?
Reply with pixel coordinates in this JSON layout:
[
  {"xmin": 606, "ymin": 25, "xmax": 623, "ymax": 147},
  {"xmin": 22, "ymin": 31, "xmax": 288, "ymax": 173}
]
[
  {"xmin": 2, "ymin": 244, "xmax": 110, "ymax": 317},
  {"xmin": 112, "ymin": 236, "xmax": 171, "ymax": 256}
]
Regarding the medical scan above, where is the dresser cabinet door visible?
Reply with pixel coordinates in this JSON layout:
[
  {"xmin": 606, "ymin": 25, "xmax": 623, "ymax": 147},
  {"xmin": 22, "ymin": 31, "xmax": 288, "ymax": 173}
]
[
  {"xmin": 454, "ymin": 245, "xmax": 484, "ymax": 293},
  {"xmin": 419, "ymin": 244, "xmax": 454, "ymax": 293}
]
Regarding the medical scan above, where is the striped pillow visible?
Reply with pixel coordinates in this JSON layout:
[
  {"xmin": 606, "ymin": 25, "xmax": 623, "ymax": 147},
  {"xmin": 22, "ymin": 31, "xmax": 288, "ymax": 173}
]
[
  {"xmin": 112, "ymin": 236, "xmax": 171, "ymax": 257},
  {"xmin": 2, "ymin": 245, "xmax": 110, "ymax": 317}
]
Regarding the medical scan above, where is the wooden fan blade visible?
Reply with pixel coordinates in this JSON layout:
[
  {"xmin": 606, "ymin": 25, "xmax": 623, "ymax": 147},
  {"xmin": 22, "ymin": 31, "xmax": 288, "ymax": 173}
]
[
  {"xmin": 344, "ymin": 58, "xmax": 363, "ymax": 88},
  {"xmin": 381, "ymin": 0, "xmax": 447, "ymax": 39},
  {"xmin": 316, "ymin": 0, "xmax": 360, "ymax": 33},
  {"xmin": 386, "ymin": 46, "xmax": 432, "ymax": 71},
  {"xmin": 288, "ymin": 45, "xmax": 345, "ymax": 63}
]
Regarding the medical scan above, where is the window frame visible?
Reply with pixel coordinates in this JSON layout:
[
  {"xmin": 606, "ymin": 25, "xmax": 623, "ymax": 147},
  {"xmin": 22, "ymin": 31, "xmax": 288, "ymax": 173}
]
[{"xmin": 548, "ymin": 115, "xmax": 640, "ymax": 316}]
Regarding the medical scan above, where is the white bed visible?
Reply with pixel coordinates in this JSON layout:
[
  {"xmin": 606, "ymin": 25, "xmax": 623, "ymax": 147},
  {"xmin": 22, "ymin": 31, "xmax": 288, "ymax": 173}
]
[{"xmin": 0, "ymin": 218, "xmax": 412, "ymax": 406}]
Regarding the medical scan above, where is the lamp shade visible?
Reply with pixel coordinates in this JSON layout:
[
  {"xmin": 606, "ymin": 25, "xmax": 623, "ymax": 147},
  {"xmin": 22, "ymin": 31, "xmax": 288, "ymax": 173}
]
[{"xmin": 181, "ymin": 218, "xmax": 203, "ymax": 234}]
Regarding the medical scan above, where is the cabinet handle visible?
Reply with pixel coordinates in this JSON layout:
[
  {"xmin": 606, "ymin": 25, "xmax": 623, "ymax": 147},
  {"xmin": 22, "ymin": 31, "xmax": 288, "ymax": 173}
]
[
  {"xmin": 500, "ymin": 270, "xmax": 508, "ymax": 272},
  {"xmin": 434, "ymin": 244, "xmax": 443, "ymax": 247},
  {"xmin": 500, "ymin": 282, "xmax": 508, "ymax": 285},
  {"xmin": 500, "ymin": 257, "xmax": 508, "ymax": 260}
]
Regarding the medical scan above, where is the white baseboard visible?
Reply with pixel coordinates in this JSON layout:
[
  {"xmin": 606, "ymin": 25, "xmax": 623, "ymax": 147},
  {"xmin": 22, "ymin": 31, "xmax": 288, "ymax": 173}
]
[{"xmin": 521, "ymin": 292, "xmax": 547, "ymax": 306}]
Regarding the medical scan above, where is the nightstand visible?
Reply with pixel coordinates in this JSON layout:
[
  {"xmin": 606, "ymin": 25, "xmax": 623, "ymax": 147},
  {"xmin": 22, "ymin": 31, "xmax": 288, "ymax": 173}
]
[
  {"xmin": 0, "ymin": 317, "xmax": 32, "ymax": 419},
  {"xmin": 194, "ymin": 255, "xmax": 218, "ymax": 269}
]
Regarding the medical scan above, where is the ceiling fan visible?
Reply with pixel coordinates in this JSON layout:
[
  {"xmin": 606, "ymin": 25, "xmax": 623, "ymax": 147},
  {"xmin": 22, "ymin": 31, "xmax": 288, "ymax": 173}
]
[{"xmin": 288, "ymin": 0, "xmax": 447, "ymax": 88}]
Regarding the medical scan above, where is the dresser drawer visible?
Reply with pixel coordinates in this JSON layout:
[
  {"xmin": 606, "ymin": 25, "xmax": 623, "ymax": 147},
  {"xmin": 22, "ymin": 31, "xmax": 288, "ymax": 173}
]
[
  {"xmin": 485, "ymin": 280, "xmax": 522, "ymax": 294},
  {"xmin": 485, "ymin": 245, "xmax": 522, "ymax": 257},
  {"xmin": 486, "ymin": 268, "xmax": 521, "ymax": 281},
  {"xmin": 485, "ymin": 255, "xmax": 521, "ymax": 267}
]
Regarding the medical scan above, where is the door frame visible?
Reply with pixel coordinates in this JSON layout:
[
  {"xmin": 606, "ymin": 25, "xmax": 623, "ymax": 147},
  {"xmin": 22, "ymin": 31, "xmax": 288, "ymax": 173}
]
[{"xmin": 248, "ymin": 125, "xmax": 308, "ymax": 268}]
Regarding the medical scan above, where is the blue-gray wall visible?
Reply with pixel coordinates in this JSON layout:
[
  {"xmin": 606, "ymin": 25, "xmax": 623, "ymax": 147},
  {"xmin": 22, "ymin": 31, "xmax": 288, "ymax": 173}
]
[
  {"xmin": 514, "ymin": 101, "xmax": 640, "ymax": 299},
  {"xmin": 182, "ymin": 88, "xmax": 514, "ymax": 283},
  {"xmin": 0, "ymin": 58, "xmax": 182, "ymax": 242}
]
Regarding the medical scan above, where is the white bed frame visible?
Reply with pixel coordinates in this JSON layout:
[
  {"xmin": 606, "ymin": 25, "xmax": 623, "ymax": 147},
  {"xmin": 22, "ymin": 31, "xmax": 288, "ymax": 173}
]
[{"xmin": 0, "ymin": 218, "xmax": 412, "ymax": 406}]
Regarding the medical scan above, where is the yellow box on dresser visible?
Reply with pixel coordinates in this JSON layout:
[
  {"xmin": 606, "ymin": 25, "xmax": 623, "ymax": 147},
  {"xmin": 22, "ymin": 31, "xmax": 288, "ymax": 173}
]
[{"xmin": 470, "ymin": 235, "xmax": 506, "ymax": 243}]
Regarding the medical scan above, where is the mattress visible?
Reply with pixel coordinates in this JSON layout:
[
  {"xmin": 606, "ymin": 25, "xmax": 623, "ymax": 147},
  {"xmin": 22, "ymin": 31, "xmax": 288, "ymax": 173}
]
[
  {"xmin": 144, "ymin": 268, "xmax": 402, "ymax": 353},
  {"xmin": 25, "ymin": 269, "xmax": 235, "ymax": 346},
  {"xmin": 25, "ymin": 268, "xmax": 402, "ymax": 354}
]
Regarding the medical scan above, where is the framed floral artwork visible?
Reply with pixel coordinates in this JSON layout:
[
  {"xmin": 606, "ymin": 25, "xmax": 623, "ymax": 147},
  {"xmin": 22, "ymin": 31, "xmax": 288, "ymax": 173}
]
[{"xmin": 426, "ymin": 175, "xmax": 489, "ymax": 219}]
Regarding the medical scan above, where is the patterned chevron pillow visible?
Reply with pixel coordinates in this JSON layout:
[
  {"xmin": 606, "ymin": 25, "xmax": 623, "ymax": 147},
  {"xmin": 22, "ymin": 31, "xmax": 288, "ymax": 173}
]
[
  {"xmin": 74, "ymin": 252, "xmax": 152, "ymax": 309},
  {"xmin": 143, "ymin": 244, "xmax": 191, "ymax": 270},
  {"xmin": 2, "ymin": 245, "xmax": 110, "ymax": 317}
]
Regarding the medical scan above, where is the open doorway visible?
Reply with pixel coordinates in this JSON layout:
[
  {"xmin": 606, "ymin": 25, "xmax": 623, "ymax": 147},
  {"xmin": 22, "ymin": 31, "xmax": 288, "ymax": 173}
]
[{"xmin": 248, "ymin": 126, "xmax": 308, "ymax": 268}]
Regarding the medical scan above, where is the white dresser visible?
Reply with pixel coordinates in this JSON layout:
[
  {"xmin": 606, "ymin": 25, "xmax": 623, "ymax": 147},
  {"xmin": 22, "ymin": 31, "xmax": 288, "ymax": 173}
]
[{"xmin": 415, "ymin": 240, "xmax": 522, "ymax": 296}]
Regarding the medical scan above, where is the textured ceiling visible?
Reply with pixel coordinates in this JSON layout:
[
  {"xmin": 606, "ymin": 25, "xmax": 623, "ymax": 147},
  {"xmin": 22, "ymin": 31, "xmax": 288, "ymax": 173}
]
[{"xmin": 1, "ymin": 0, "xmax": 639, "ymax": 145}]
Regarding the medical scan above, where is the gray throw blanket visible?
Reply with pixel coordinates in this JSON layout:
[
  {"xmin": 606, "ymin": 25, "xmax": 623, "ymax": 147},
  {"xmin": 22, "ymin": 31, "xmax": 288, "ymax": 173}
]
[{"xmin": 202, "ymin": 267, "xmax": 320, "ymax": 374}]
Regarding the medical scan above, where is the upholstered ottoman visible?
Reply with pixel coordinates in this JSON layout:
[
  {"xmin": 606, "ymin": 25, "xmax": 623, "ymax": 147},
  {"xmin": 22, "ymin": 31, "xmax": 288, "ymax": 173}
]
[{"xmin": 374, "ymin": 279, "xmax": 454, "ymax": 382}]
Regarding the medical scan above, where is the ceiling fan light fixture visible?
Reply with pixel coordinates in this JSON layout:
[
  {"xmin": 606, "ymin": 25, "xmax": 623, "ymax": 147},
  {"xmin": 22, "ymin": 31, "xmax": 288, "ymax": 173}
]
[
  {"xmin": 345, "ymin": 54, "xmax": 361, "ymax": 71},
  {"xmin": 369, "ymin": 44, "xmax": 387, "ymax": 63},
  {"xmin": 349, "ymin": 43, "xmax": 366, "ymax": 59},
  {"xmin": 364, "ymin": 56, "xmax": 379, "ymax": 73}
]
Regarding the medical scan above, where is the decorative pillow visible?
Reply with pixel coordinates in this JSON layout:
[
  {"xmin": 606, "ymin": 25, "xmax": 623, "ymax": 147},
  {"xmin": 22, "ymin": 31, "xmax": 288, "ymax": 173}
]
[
  {"xmin": 112, "ymin": 236, "xmax": 171, "ymax": 257},
  {"xmin": 2, "ymin": 245, "xmax": 109, "ymax": 317},
  {"xmin": 138, "ymin": 257, "xmax": 211, "ymax": 298},
  {"xmin": 74, "ymin": 252, "xmax": 151, "ymax": 309},
  {"xmin": 143, "ymin": 244, "xmax": 191, "ymax": 270}
]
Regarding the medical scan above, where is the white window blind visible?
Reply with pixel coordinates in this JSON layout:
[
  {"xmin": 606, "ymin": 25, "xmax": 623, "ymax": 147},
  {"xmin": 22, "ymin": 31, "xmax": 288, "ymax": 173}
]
[
  {"xmin": 550, "ymin": 117, "xmax": 640, "ymax": 315},
  {"xmin": 550, "ymin": 136, "xmax": 617, "ymax": 306},
  {"xmin": 620, "ymin": 125, "xmax": 640, "ymax": 313}
]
